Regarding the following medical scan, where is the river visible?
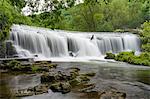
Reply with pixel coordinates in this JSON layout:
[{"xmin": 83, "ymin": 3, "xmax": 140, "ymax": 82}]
[{"xmin": 1, "ymin": 60, "xmax": 150, "ymax": 99}]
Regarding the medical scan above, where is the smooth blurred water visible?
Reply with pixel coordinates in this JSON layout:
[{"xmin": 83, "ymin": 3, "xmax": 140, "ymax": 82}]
[
  {"xmin": 10, "ymin": 25, "xmax": 141, "ymax": 58},
  {"xmin": 2, "ymin": 61, "xmax": 149, "ymax": 99}
]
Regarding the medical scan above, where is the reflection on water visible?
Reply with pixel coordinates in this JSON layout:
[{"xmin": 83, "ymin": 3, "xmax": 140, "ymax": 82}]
[
  {"xmin": 1, "ymin": 61, "xmax": 150, "ymax": 99},
  {"xmin": 9, "ymin": 74, "xmax": 41, "ymax": 90},
  {"xmin": 97, "ymin": 66, "xmax": 150, "ymax": 84},
  {"xmin": 135, "ymin": 70, "xmax": 150, "ymax": 85},
  {"xmin": 23, "ymin": 90, "xmax": 100, "ymax": 99},
  {"xmin": 56, "ymin": 62, "xmax": 150, "ymax": 85},
  {"xmin": 0, "ymin": 73, "xmax": 14, "ymax": 99}
]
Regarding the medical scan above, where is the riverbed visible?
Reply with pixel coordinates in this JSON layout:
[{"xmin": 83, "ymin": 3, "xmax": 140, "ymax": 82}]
[{"xmin": 1, "ymin": 60, "xmax": 150, "ymax": 99}]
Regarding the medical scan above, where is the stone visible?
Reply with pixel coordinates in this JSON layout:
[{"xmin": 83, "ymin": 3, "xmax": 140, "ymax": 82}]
[
  {"xmin": 79, "ymin": 76, "xmax": 90, "ymax": 82},
  {"xmin": 99, "ymin": 90, "xmax": 126, "ymax": 99},
  {"xmin": 0, "ymin": 42, "xmax": 6, "ymax": 58},
  {"xmin": 50, "ymin": 83, "xmax": 61, "ymax": 92},
  {"xmin": 82, "ymin": 72, "xmax": 96, "ymax": 77},
  {"xmin": 69, "ymin": 67, "xmax": 80, "ymax": 71},
  {"xmin": 5, "ymin": 40, "xmax": 17, "ymax": 58},
  {"xmin": 41, "ymin": 73, "xmax": 56, "ymax": 83},
  {"xmin": 69, "ymin": 78, "xmax": 81, "ymax": 87},
  {"xmin": 60, "ymin": 82, "xmax": 71, "ymax": 94},
  {"xmin": 50, "ymin": 82, "xmax": 71, "ymax": 94},
  {"xmin": 80, "ymin": 83, "xmax": 95, "ymax": 92}
]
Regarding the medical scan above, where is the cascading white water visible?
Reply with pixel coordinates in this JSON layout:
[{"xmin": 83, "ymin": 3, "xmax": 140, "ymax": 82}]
[{"xmin": 10, "ymin": 25, "xmax": 141, "ymax": 58}]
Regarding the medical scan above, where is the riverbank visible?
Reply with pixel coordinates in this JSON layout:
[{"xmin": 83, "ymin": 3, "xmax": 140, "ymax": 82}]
[{"xmin": 105, "ymin": 51, "xmax": 150, "ymax": 66}]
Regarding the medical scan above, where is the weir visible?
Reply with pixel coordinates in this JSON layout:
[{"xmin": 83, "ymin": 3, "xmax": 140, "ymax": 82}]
[{"xmin": 10, "ymin": 25, "xmax": 141, "ymax": 58}]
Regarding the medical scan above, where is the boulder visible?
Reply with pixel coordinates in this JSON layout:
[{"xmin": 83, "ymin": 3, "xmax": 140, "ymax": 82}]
[
  {"xmin": 41, "ymin": 73, "xmax": 56, "ymax": 83},
  {"xmin": 69, "ymin": 78, "xmax": 81, "ymax": 87},
  {"xmin": 79, "ymin": 76, "xmax": 90, "ymax": 82},
  {"xmin": 0, "ymin": 42, "xmax": 6, "ymax": 58},
  {"xmin": 99, "ymin": 90, "xmax": 126, "ymax": 99},
  {"xmin": 81, "ymin": 72, "xmax": 96, "ymax": 77},
  {"xmin": 5, "ymin": 40, "xmax": 17, "ymax": 58},
  {"xmin": 50, "ymin": 82, "xmax": 71, "ymax": 94}
]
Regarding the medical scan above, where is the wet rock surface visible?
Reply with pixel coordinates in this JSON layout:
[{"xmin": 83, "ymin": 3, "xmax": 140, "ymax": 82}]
[
  {"xmin": 0, "ymin": 41, "xmax": 17, "ymax": 58},
  {"xmin": 9, "ymin": 65, "xmax": 128, "ymax": 99},
  {"xmin": 5, "ymin": 61, "xmax": 97, "ymax": 97},
  {"xmin": 1, "ymin": 62, "xmax": 150, "ymax": 99}
]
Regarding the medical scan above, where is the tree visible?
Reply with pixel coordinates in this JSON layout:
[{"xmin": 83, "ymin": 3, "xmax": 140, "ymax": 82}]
[
  {"xmin": 9, "ymin": 0, "xmax": 26, "ymax": 12},
  {"xmin": 141, "ymin": 1, "xmax": 150, "ymax": 21},
  {"xmin": 27, "ymin": 0, "xmax": 76, "ymax": 29}
]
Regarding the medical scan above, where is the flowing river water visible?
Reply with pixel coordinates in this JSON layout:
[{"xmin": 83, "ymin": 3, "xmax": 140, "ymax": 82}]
[
  {"xmin": 1, "ymin": 61, "xmax": 150, "ymax": 99},
  {"xmin": 0, "ymin": 25, "xmax": 149, "ymax": 99}
]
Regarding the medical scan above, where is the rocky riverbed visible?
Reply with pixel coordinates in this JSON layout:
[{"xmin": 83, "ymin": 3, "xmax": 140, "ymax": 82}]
[{"xmin": 0, "ymin": 60, "xmax": 150, "ymax": 99}]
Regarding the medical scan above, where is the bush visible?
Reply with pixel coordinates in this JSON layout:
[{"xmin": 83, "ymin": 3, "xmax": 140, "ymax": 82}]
[
  {"xmin": 8, "ymin": 60, "xmax": 21, "ymax": 69},
  {"xmin": 142, "ymin": 44, "xmax": 150, "ymax": 52},
  {"xmin": 115, "ymin": 51, "xmax": 134, "ymax": 62},
  {"xmin": 105, "ymin": 52, "xmax": 115, "ymax": 59},
  {"xmin": 114, "ymin": 51, "xmax": 150, "ymax": 66},
  {"xmin": 140, "ymin": 21, "xmax": 150, "ymax": 52}
]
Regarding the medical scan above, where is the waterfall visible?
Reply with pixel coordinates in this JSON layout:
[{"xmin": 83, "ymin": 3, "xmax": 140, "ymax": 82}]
[{"xmin": 10, "ymin": 25, "xmax": 141, "ymax": 58}]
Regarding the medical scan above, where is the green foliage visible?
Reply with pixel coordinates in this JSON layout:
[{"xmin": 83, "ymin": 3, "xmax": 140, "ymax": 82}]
[
  {"xmin": 142, "ymin": 44, "xmax": 150, "ymax": 52},
  {"xmin": 141, "ymin": 1, "xmax": 150, "ymax": 21},
  {"xmin": 127, "ymin": 0, "xmax": 144, "ymax": 28},
  {"xmin": 0, "ymin": 42, "xmax": 6, "ymax": 58},
  {"xmin": 0, "ymin": 0, "xmax": 13, "ymax": 41},
  {"xmin": 31, "ymin": 65, "xmax": 40, "ymax": 72},
  {"xmin": 114, "ymin": 51, "xmax": 150, "ymax": 66},
  {"xmin": 105, "ymin": 52, "xmax": 115, "ymax": 59},
  {"xmin": 0, "ymin": 0, "xmax": 149, "ymax": 33},
  {"xmin": 0, "ymin": 0, "xmax": 32, "ymax": 41},
  {"xmin": 9, "ymin": 0, "xmax": 26, "ymax": 12},
  {"xmin": 8, "ymin": 60, "xmax": 21, "ymax": 69},
  {"xmin": 56, "ymin": 0, "xmax": 148, "ymax": 31},
  {"xmin": 111, "ymin": 21, "xmax": 150, "ymax": 66},
  {"xmin": 140, "ymin": 21, "xmax": 150, "ymax": 52},
  {"xmin": 115, "ymin": 51, "xmax": 135, "ymax": 62},
  {"xmin": 27, "ymin": 0, "xmax": 76, "ymax": 29}
]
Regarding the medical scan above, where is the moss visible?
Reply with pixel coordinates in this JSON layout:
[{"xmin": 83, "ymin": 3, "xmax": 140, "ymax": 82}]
[
  {"xmin": 113, "ymin": 51, "xmax": 150, "ymax": 66},
  {"xmin": 79, "ymin": 76, "xmax": 90, "ymax": 81},
  {"xmin": 69, "ymin": 78, "xmax": 81, "ymax": 87},
  {"xmin": 81, "ymin": 72, "xmax": 96, "ymax": 77},
  {"xmin": 8, "ymin": 60, "xmax": 21, "ymax": 69},
  {"xmin": 114, "ymin": 29, "xmax": 124, "ymax": 32},
  {"xmin": 105, "ymin": 52, "xmax": 115, "ymax": 59},
  {"xmin": 31, "ymin": 65, "xmax": 40, "ymax": 72}
]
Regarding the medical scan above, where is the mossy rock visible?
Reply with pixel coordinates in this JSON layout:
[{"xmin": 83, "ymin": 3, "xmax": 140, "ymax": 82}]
[
  {"xmin": 81, "ymin": 72, "xmax": 96, "ymax": 77},
  {"xmin": 105, "ymin": 52, "xmax": 115, "ymax": 59},
  {"xmin": 12, "ymin": 65, "xmax": 32, "ymax": 72},
  {"xmin": 114, "ymin": 29, "xmax": 125, "ymax": 32},
  {"xmin": 41, "ymin": 73, "xmax": 56, "ymax": 83},
  {"xmin": 8, "ymin": 60, "xmax": 21, "ymax": 69},
  {"xmin": 50, "ymin": 82, "xmax": 71, "ymax": 94},
  {"xmin": 48, "ymin": 64, "xmax": 57, "ymax": 68},
  {"xmin": 79, "ymin": 76, "xmax": 90, "ymax": 82},
  {"xmin": 69, "ymin": 78, "xmax": 81, "ymax": 87}
]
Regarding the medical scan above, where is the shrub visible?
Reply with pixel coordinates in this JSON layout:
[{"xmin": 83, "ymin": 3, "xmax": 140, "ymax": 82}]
[
  {"xmin": 8, "ymin": 60, "xmax": 21, "ymax": 69},
  {"xmin": 114, "ymin": 51, "xmax": 150, "ymax": 66},
  {"xmin": 142, "ymin": 44, "xmax": 150, "ymax": 52},
  {"xmin": 105, "ymin": 52, "xmax": 115, "ymax": 59}
]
